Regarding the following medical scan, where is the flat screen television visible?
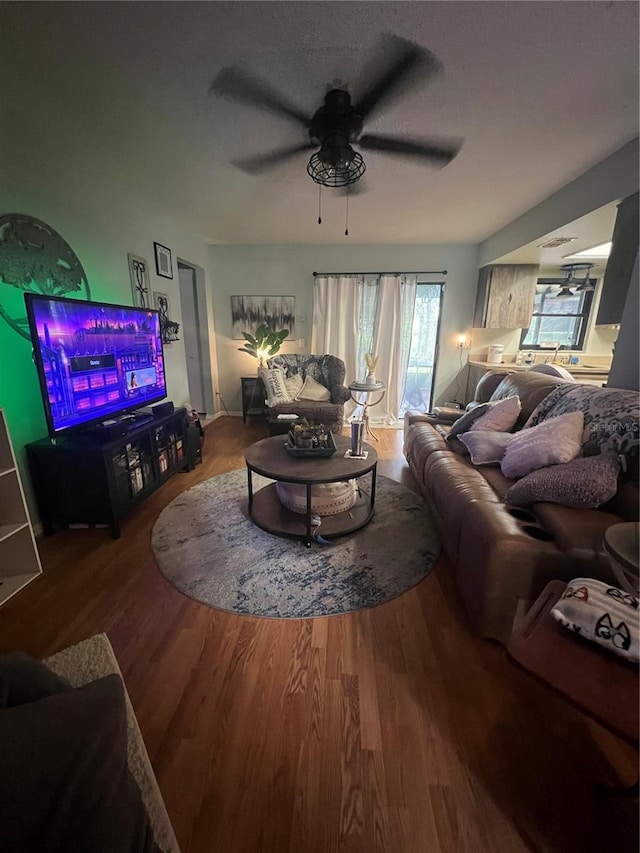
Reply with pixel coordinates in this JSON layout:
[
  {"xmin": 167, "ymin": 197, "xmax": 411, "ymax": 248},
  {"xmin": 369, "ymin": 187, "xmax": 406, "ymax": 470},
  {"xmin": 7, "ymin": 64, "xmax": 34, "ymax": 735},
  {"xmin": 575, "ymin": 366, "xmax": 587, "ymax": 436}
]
[{"xmin": 25, "ymin": 293, "xmax": 167, "ymax": 437}]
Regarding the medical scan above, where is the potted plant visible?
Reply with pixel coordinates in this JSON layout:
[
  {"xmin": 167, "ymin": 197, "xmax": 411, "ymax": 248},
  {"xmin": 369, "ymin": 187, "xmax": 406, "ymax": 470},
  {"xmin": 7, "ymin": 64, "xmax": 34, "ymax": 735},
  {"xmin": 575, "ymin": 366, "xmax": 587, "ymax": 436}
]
[{"xmin": 238, "ymin": 323, "xmax": 290, "ymax": 369}]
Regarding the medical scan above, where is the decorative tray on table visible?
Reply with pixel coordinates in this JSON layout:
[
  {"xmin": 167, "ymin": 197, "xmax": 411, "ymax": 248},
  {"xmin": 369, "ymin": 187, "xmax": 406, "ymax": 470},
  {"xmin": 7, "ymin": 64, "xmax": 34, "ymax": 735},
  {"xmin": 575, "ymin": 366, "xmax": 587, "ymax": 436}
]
[{"xmin": 284, "ymin": 431, "xmax": 337, "ymax": 458}]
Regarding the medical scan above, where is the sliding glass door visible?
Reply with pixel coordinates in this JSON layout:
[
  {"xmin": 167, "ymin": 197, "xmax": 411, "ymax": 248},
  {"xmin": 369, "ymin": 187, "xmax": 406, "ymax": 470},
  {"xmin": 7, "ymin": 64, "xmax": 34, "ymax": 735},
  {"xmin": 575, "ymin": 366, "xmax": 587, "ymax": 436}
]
[{"xmin": 399, "ymin": 283, "xmax": 444, "ymax": 416}]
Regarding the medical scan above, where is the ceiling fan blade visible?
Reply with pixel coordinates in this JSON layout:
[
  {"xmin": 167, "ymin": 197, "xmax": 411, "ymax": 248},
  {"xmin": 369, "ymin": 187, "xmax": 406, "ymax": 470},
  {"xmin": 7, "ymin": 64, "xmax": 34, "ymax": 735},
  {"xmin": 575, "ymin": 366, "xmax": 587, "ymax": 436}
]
[
  {"xmin": 210, "ymin": 67, "xmax": 311, "ymax": 128},
  {"xmin": 353, "ymin": 35, "xmax": 441, "ymax": 122},
  {"xmin": 232, "ymin": 142, "xmax": 315, "ymax": 174},
  {"xmin": 359, "ymin": 134, "xmax": 461, "ymax": 165}
]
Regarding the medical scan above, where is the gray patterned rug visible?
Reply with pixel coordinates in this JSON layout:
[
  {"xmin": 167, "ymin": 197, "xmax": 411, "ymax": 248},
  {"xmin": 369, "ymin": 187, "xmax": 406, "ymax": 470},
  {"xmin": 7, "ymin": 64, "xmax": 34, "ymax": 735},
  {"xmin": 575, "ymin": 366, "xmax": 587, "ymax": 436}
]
[{"xmin": 151, "ymin": 469, "xmax": 440, "ymax": 618}]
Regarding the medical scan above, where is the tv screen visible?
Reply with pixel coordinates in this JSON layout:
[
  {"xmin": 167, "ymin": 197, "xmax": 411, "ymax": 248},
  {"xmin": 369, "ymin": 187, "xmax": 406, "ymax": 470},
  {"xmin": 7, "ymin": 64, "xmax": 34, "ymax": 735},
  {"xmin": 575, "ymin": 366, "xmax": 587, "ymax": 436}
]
[{"xmin": 25, "ymin": 294, "xmax": 167, "ymax": 436}]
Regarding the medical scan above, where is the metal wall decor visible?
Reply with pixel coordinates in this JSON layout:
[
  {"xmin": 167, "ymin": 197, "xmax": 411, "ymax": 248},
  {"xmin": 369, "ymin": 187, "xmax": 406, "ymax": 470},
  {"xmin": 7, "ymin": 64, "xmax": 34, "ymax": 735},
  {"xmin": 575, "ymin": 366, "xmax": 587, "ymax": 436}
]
[
  {"xmin": 154, "ymin": 242, "xmax": 173, "ymax": 279},
  {"xmin": 0, "ymin": 213, "xmax": 91, "ymax": 340},
  {"xmin": 230, "ymin": 295, "xmax": 295, "ymax": 340},
  {"xmin": 128, "ymin": 253, "xmax": 150, "ymax": 308},
  {"xmin": 153, "ymin": 291, "xmax": 180, "ymax": 344}
]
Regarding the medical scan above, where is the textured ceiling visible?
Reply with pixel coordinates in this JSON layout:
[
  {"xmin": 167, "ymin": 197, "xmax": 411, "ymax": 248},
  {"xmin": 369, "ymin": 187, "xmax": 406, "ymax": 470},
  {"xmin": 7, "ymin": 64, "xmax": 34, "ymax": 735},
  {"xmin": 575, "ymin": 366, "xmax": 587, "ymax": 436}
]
[{"xmin": 2, "ymin": 1, "xmax": 638, "ymax": 245}]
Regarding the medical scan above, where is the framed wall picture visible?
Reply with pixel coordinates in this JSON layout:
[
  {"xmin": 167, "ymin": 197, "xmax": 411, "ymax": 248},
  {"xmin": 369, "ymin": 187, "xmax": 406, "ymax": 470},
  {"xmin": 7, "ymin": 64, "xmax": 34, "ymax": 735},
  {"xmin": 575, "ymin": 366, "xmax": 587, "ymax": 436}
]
[
  {"xmin": 153, "ymin": 291, "xmax": 180, "ymax": 344},
  {"xmin": 231, "ymin": 295, "xmax": 296, "ymax": 340},
  {"xmin": 153, "ymin": 291, "xmax": 170, "ymax": 323},
  {"xmin": 154, "ymin": 242, "xmax": 173, "ymax": 279},
  {"xmin": 128, "ymin": 253, "xmax": 150, "ymax": 308}
]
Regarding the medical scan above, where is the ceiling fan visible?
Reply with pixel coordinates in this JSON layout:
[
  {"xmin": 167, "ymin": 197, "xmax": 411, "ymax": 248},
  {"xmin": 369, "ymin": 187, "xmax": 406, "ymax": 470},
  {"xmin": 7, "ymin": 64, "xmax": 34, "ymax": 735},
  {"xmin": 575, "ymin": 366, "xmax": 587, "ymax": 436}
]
[{"xmin": 209, "ymin": 35, "xmax": 462, "ymax": 190}]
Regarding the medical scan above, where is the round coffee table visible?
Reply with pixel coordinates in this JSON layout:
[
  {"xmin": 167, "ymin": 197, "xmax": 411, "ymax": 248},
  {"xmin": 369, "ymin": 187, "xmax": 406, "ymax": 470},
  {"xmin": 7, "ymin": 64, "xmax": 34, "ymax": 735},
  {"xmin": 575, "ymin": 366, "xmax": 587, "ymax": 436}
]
[{"xmin": 244, "ymin": 434, "xmax": 378, "ymax": 546}]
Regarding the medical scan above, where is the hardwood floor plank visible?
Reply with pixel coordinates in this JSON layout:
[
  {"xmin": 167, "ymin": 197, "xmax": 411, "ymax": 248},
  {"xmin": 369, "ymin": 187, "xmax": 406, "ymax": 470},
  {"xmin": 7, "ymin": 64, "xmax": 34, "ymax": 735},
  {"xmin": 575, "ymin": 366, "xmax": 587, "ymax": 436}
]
[{"xmin": 0, "ymin": 417, "xmax": 637, "ymax": 853}]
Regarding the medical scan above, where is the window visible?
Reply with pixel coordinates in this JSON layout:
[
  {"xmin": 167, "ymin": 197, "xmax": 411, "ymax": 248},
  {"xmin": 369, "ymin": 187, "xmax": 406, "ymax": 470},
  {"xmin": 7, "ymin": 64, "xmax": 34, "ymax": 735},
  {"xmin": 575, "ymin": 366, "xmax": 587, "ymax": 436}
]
[
  {"xmin": 520, "ymin": 279, "xmax": 594, "ymax": 350},
  {"xmin": 400, "ymin": 284, "xmax": 444, "ymax": 416}
]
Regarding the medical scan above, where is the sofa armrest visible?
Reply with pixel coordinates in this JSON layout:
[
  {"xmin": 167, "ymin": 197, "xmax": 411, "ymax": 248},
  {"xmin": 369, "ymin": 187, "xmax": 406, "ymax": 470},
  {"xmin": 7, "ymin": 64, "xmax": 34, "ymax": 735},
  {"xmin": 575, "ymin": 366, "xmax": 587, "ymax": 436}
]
[
  {"xmin": 44, "ymin": 634, "xmax": 180, "ymax": 853},
  {"xmin": 404, "ymin": 410, "xmax": 439, "ymax": 426},
  {"xmin": 330, "ymin": 384, "xmax": 351, "ymax": 405}
]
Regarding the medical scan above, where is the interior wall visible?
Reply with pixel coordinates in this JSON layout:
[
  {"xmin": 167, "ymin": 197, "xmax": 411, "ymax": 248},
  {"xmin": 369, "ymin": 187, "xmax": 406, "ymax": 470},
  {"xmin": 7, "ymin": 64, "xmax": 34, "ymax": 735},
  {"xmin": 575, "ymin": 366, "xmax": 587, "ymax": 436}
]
[
  {"xmin": 608, "ymin": 252, "xmax": 639, "ymax": 390},
  {"xmin": 0, "ymin": 150, "xmax": 217, "ymax": 520},
  {"xmin": 208, "ymin": 243, "xmax": 479, "ymax": 412},
  {"xmin": 478, "ymin": 138, "xmax": 639, "ymax": 266}
]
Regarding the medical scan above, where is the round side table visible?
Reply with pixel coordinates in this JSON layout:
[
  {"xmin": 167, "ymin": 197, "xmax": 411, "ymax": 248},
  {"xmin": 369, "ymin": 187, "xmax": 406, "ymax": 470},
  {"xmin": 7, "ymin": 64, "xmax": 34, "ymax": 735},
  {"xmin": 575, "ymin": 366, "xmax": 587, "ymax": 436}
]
[
  {"xmin": 348, "ymin": 381, "xmax": 386, "ymax": 441},
  {"xmin": 603, "ymin": 522, "xmax": 639, "ymax": 596}
]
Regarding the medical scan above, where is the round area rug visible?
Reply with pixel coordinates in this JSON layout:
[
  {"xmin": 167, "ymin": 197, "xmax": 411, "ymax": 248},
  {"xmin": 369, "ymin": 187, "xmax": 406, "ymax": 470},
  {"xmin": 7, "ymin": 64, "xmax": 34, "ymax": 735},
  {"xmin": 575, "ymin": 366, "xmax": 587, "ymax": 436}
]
[{"xmin": 151, "ymin": 469, "xmax": 440, "ymax": 618}]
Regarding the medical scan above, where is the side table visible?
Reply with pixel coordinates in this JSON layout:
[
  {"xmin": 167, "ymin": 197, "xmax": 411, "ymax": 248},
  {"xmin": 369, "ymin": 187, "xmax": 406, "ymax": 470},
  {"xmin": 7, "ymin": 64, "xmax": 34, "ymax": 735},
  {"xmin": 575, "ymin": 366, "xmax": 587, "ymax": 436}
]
[
  {"xmin": 507, "ymin": 580, "xmax": 639, "ymax": 747},
  {"xmin": 348, "ymin": 381, "xmax": 386, "ymax": 441},
  {"xmin": 241, "ymin": 376, "xmax": 267, "ymax": 423},
  {"xmin": 603, "ymin": 522, "xmax": 640, "ymax": 596}
]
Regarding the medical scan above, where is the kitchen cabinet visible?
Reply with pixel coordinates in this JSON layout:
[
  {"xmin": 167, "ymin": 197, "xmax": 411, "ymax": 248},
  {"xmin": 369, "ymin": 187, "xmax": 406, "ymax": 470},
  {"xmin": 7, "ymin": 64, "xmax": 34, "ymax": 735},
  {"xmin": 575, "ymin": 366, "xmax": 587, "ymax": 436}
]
[
  {"xmin": 0, "ymin": 408, "xmax": 42, "ymax": 606},
  {"xmin": 473, "ymin": 264, "xmax": 539, "ymax": 329}
]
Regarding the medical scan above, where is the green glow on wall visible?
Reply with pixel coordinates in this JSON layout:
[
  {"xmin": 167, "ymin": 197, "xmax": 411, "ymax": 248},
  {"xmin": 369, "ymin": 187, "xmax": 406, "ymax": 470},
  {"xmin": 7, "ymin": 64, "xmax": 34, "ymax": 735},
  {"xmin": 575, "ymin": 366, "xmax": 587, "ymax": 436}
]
[{"xmin": 0, "ymin": 214, "xmax": 92, "ymax": 514}]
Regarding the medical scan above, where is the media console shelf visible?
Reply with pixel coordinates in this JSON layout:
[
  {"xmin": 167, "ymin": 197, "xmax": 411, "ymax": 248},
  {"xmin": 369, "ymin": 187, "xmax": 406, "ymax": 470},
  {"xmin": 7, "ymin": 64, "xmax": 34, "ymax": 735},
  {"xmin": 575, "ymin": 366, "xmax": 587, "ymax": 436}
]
[
  {"xmin": 26, "ymin": 407, "xmax": 192, "ymax": 539},
  {"xmin": 0, "ymin": 408, "xmax": 43, "ymax": 606}
]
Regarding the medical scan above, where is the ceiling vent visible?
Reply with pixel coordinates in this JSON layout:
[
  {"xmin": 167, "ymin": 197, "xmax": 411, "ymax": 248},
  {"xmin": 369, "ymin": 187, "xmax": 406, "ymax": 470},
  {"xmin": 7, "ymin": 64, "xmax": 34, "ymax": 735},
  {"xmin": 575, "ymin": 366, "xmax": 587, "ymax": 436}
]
[{"xmin": 537, "ymin": 236, "xmax": 578, "ymax": 249}]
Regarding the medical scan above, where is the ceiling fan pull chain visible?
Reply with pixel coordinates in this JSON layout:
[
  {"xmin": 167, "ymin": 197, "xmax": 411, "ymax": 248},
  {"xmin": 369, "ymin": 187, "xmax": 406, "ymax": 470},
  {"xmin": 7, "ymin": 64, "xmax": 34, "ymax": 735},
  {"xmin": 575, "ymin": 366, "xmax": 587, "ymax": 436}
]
[
  {"xmin": 318, "ymin": 185, "xmax": 322, "ymax": 225},
  {"xmin": 345, "ymin": 189, "xmax": 350, "ymax": 237}
]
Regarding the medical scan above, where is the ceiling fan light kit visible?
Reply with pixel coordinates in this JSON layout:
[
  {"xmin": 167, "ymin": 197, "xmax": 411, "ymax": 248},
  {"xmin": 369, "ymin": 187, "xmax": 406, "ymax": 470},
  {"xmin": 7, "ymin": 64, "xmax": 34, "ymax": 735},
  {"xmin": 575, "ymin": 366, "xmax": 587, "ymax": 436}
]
[{"xmin": 307, "ymin": 137, "xmax": 366, "ymax": 188}]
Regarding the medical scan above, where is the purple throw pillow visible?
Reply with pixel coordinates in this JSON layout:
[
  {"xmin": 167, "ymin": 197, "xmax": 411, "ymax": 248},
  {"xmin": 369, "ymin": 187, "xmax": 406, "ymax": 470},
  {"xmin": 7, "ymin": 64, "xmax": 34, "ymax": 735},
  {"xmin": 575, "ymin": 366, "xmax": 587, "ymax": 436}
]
[{"xmin": 505, "ymin": 452, "xmax": 621, "ymax": 508}]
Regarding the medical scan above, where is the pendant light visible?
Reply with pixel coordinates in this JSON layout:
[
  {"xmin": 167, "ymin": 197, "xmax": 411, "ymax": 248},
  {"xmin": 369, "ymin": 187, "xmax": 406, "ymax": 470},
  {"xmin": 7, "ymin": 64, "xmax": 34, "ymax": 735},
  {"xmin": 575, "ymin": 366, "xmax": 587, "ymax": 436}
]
[
  {"xmin": 555, "ymin": 267, "xmax": 577, "ymax": 298},
  {"xmin": 575, "ymin": 264, "xmax": 595, "ymax": 292},
  {"xmin": 556, "ymin": 263, "xmax": 594, "ymax": 298}
]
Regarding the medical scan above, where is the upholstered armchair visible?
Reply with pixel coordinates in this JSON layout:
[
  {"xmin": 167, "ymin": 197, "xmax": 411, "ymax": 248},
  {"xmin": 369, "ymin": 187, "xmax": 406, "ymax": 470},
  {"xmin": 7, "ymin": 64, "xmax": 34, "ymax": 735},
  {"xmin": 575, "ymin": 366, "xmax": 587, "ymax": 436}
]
[{"xmin": 264, "ymin": 354, "xmax": 351, "ymax": 432}]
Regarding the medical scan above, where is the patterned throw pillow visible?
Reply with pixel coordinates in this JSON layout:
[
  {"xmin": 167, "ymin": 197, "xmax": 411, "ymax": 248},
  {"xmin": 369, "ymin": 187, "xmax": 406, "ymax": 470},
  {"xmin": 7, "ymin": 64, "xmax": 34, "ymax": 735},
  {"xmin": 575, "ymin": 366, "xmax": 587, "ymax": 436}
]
[
  {"xmin": 500, "ymin": 411, "xmax": 584, "ymax": 479},
  {"xmin": 284, "ymin": 373, "xmax": 304, "ymax": 400},
  {"xmin": 258, "ymin": 368, "xmax": 291, "ymax": 407},
  {"xmin": 524, "ymin": 383, "xmax": 639, "ymax": 472},
  {"xmin": 296, "ymin": 375, "xmax": 331, "ymax": 402},
  {"xmin": 551, "ymin": 577, "xmax": 639, "ymax": 662},
  {"xmin": 505, "ymin": 452, "xmax": 621, "ymax": 507}
]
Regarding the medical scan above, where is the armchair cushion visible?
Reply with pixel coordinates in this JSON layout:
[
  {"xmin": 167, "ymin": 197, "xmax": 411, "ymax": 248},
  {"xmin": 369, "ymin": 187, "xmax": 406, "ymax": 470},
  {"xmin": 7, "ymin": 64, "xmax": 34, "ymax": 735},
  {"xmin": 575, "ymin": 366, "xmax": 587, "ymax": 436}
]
[
  {"xmin": 284, "ymin": 373, "xmax": 304, "ymax": 400},
  {"xmin": 297, "ymin": 375, "xmax": 331, "ymax": 402}
]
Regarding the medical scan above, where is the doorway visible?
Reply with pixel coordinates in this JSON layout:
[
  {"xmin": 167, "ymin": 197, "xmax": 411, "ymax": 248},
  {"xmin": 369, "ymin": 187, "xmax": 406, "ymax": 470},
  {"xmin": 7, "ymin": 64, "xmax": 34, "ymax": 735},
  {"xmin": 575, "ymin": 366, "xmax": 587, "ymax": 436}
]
[{"xmin": 177, "ymin": 262, "xmax": 215, "ymax": 417}]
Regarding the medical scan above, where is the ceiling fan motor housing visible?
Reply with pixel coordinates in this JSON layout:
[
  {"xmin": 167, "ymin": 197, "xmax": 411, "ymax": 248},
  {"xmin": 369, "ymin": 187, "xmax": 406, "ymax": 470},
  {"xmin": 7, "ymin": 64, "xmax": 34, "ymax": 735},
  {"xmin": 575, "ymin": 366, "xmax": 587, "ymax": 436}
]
[{"xmin": 309, "ymin": 90, "xmax": 363, "ymax": 146}]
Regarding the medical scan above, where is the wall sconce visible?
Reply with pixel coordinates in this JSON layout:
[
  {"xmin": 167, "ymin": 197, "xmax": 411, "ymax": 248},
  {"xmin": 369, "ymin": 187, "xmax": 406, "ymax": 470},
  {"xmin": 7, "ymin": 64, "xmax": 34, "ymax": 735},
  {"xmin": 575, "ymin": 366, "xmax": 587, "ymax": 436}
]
[{"xmin": 457, "ymin": 333, "xmax": 470, "ymax": 349}]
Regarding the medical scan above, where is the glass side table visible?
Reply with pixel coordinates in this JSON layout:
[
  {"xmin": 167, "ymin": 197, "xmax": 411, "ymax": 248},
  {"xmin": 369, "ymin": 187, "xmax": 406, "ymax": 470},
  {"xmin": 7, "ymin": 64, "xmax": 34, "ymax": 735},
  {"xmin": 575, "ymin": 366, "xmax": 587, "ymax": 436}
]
[{"xmin": 348, "ymin": 381, "xmax": 386, "ymax": 441}]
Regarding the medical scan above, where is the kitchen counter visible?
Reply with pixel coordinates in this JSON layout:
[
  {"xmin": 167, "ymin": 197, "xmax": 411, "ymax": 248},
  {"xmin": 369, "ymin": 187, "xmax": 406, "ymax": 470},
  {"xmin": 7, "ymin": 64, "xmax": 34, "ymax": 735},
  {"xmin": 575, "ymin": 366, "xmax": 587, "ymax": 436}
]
[
  {"xmin": 465, "ymin": 360, "xmax": 609, "ymax": 401},
  {"xmin": 468, "ymin": 360, "xmax": 610, "ymax": 377}
]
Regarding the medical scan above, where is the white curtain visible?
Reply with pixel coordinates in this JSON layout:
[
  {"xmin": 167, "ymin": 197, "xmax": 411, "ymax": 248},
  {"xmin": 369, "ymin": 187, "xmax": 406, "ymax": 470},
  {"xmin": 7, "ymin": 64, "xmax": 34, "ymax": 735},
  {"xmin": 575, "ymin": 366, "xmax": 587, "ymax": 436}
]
[
  {"xmin": 311, "ymin": 273, "xmax": 417, "ymax": 426},
  {"xmin": 369, "ymin": 275, "xmax": 417, "ymax": 425},
  {"xmin": 311, "ymin": 274, "xmax": 362, "ymax": 380}
]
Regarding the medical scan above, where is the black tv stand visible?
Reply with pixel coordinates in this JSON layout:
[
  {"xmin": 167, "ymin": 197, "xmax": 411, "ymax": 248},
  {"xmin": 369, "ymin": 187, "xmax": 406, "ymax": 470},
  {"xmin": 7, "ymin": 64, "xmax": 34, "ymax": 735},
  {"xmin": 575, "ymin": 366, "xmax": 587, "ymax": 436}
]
[
  {"xmin": 26, "ymin": 407, "xmax": 193, "ymax": 539},
  {"xmin": 129, "ymin": 412, "xmax": 154, "ymax": 428}
]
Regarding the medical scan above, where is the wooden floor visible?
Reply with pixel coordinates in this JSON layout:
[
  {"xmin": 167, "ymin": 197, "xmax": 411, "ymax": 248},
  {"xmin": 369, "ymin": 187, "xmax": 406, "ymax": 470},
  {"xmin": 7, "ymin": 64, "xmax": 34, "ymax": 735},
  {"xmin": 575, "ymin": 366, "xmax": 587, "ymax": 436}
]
[{"xmin": 1, "ymin": 417, "xmax": 637, "ymax": 853}]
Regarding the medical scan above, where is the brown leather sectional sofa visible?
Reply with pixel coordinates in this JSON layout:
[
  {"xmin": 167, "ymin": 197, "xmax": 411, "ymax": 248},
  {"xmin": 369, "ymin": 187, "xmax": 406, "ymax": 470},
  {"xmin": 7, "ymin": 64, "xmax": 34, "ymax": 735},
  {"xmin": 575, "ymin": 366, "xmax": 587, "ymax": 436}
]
[{"xmin": 404, "ymin": 370, "xmax": 639, "ymax": 644}]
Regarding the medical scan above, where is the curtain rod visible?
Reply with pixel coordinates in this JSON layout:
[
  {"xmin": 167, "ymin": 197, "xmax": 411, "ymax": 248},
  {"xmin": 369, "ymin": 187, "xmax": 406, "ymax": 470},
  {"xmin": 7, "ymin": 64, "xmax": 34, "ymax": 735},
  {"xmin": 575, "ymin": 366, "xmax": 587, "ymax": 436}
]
[{"xmin": 313, "ymin": 270, "xmax": 447, "ymax": 277}]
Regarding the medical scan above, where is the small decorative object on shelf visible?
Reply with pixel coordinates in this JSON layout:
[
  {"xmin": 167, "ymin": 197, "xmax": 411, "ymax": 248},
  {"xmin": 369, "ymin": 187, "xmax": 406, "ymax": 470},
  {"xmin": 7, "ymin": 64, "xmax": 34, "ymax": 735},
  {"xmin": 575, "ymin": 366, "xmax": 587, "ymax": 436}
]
[{"xmin": 364, "ymin": 352, "xmax": 380, "ymax": 386}]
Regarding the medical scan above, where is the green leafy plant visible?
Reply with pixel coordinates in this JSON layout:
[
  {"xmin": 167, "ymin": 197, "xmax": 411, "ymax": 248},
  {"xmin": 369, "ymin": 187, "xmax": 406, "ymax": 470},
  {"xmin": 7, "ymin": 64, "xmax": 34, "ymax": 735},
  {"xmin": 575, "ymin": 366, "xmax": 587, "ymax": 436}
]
[{"xmin": 238, "ymin": 323, "xmax": 289, "ymax": 367}]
